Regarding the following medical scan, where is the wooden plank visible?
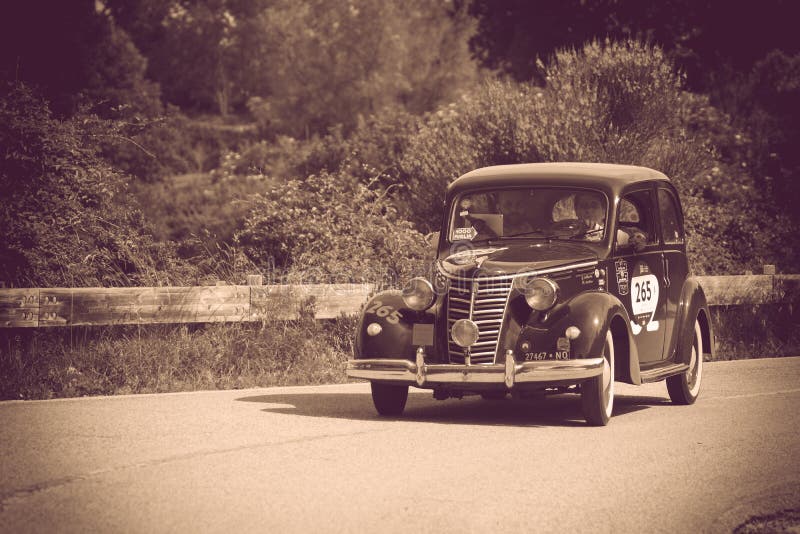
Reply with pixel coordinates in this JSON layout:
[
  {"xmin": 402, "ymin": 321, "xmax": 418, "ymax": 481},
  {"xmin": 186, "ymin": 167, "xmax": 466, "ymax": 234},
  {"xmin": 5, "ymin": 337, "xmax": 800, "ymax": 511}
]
[
  {"xmin": 305, "ymin": 283, "xmax": 374, "ymax": 319},
  {"xmin": 697, "ymin": 275, "xmax": 775, "ymax": 306},
  {"xmin": 0, "ymin": 289, "xmax": 39, "ymax": 327},
  {"xmin": 39, "ymin": 289, "xmax": 72, "ymax": 326},
  {"xmin": 251, "ymin": 284, "xmax": 374, "ymax": 321},
  {"xmin": 39, "ymin": 286, "xmax": 250, "ymax": 326},
  {"xmin": 1, "ymin": 275, "xmax": 798, "ymax": 328}
]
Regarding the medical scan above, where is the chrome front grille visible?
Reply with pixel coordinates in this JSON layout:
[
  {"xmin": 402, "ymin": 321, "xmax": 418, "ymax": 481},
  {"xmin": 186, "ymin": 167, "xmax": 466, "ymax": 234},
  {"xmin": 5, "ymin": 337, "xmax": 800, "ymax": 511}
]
[{"xmin": 447, "ymin": 276, "xmax": 512, "ymax": 364}]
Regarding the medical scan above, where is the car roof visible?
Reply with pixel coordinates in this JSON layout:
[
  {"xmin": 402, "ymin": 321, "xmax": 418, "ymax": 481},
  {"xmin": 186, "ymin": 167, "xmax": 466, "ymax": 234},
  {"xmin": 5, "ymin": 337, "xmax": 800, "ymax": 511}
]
[{"xmin": 447, "ymin": 162, "xmax": 671, "ymax": 196}]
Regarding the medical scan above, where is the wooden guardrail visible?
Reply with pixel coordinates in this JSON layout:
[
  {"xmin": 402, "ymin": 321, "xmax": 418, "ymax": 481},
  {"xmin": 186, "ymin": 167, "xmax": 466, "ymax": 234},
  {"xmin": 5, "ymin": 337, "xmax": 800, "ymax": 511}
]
[
  {"xmin": 0, "ymin": 283, "xmax": 374, "ymax": 328},
  {"xmin": 0, "ymin": 275, "xmax": 797, "ymax": 328}
]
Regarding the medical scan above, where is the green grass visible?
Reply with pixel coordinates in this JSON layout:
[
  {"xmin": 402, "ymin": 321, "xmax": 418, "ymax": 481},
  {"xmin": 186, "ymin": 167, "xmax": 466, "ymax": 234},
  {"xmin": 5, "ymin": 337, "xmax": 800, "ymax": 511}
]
[
  {"xmin": 0, "ymin": 305, "xmax": 797, "ymax": 400},
  {"xmin": 710, "ymin": 303, "xmax": 800, "ymax": 360},
  {"xmin": 0, "ymin": 316, "xmax": 357, "ymax": 400}
]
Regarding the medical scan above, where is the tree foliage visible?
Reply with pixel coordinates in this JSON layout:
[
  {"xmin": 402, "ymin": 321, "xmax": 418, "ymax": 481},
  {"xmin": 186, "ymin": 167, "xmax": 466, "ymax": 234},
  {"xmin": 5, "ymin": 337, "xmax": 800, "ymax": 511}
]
[
  {"xmin": 108, "ymin": 0, "xmax": 477, "ymax": 133},
  {"xmin": 1, "ymin": 2, "xmax": 161, "ymax": 118},
  {"xmin": 468, "ymin": 0, "xmax": 800, "ymax": 92}
]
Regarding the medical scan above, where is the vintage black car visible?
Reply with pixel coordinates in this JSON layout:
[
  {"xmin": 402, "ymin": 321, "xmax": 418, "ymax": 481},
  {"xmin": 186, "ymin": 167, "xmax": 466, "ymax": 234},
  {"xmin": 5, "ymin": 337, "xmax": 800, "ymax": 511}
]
[{"xmin": 347, "ymin": 163, "xmax": 712, "ymax": 425}]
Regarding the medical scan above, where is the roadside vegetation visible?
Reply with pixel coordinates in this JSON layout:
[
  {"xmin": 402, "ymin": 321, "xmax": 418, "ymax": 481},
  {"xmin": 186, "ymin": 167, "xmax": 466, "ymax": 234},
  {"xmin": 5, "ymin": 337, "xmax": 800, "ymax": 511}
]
[{"xmin": 1, "ymin": 1, "xmax": 798, "ymax": 399}]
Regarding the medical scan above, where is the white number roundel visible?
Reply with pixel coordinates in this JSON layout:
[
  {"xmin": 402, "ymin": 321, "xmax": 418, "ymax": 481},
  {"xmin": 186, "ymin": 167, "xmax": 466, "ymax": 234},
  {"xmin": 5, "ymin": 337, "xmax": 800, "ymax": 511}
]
[{"xmin": 631, "ymin": 274, "xmax": 659, "ymax": 323}]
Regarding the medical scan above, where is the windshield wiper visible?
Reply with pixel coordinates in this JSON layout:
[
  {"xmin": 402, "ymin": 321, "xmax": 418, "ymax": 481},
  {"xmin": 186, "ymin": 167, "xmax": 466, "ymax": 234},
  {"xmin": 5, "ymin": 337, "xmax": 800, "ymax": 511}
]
[{"xmin": 502, "ymin": 229, "xmax": 552, "ymax": 239}]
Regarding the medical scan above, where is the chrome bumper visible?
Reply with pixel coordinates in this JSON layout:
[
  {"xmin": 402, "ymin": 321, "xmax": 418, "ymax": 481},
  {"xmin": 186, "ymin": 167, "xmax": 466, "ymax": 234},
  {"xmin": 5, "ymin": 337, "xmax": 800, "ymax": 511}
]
[{"xmin": 346, "ymin": 349, "xmax": 604, "ymax": 388}]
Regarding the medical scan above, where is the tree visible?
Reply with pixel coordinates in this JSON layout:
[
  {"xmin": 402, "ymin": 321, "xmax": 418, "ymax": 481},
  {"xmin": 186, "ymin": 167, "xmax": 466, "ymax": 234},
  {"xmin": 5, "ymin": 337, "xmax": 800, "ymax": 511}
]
[
  {"xmin": 1, "ymin": 1, "xmax": 160, "ymax": 118},
  {"xmin": 468, "ymin": 0, "xmax": 800, "ymax": 92},
  {"xmin": 248, "ymin": 0, "xmax": 478, "ymax": 137},
  {"xmin": 107, "ymin": 0, "xmax": 273, "ymax": 115}
]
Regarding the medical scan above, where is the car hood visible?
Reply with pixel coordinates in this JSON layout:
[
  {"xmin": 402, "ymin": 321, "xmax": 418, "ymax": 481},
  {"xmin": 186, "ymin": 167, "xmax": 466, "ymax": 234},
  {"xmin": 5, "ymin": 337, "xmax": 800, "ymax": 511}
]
[{"xmin": 438, "ymin": 241, "xmax": 598, "ymax": 278}]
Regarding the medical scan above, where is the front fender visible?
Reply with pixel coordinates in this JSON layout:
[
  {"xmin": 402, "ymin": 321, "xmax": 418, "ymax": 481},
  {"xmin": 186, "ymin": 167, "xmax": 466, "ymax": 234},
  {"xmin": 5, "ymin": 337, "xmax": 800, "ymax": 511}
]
[
  {"xmin": 673, "ymin": 277, "xmax": 714, "ymax": 365},
  {"xmin": 514, "ymin": 291, "xmax": 640, "ymax": 384},
  {"xmin": 354, "ymin": 290, "xmax": 436, "ymax": 361}
]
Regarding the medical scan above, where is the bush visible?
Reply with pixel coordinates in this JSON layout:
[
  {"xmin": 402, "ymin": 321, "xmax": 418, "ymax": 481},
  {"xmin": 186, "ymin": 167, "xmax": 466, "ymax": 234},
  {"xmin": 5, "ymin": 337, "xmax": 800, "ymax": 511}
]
[
  {"xmin": 400, "ymin": 81, "xmax": 542, "ymax": 230},
  {"xmin": 106, "ymin": 111, "xmax": 256, "ymax": 183},
  {"xmin": 236, "ymin": 169, "xmax": 428, "ymax": 287},
  {"xmin": 399, "ymin": 39, "xmax": 782, "ymax": 274},
  {"xmin": 0, "ymin": 82, "xmax": 183, "ymax": 287}
]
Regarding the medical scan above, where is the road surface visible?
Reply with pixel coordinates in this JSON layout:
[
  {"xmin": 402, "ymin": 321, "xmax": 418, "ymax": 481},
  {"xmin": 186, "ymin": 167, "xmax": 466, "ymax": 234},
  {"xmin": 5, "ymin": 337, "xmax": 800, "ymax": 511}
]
[{"xmin": 1, "ymin": 357, "xmax": 799, "ymax": 533}]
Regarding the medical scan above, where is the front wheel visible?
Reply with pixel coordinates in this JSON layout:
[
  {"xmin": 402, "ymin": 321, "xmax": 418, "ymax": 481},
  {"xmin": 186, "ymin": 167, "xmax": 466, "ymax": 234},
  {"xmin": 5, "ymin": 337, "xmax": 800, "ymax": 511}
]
[
  {"xmin": 581, "ymin": 330, "xmax": 615, "ymax": 426},
  {"xmin": 371, "ymin": 382, "xmax": 408, "ymax": 416},
  {"xmin": 667, "ymin": 318, "xmax": 703, "ymax": 405}
]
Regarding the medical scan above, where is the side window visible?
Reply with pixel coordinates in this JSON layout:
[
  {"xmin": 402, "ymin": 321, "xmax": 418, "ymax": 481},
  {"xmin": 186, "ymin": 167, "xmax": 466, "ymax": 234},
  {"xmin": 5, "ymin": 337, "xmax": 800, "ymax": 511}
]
[
  {"xmin": 658, "ymin": 189, "xmax": 684, "ymax": 244},
  {"xmin": 618, "ymin": 190, "xmax": 656, "ymax": 245}
]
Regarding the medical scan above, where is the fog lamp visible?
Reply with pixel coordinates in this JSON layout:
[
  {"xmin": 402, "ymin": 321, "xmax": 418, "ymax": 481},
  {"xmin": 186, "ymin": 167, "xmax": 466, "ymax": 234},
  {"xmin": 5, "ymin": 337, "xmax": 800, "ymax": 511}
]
[
  {"xmin": 513, "ymin": 277, "xmax": 559, "ymax": 311},
  {"xmin": 402, "ymin": 277, "xmax": 435, "ymax": 311},
  {"xmin": 565, "ymin": 326, "xmax": 581, "ymax": 340},
  {"xmin": 366, "ymin": 323, "xmax": 382, "ymax": 336},
  {"xmin": 451, "ymin": 319, "xmax": 480, "ymax": 348}
]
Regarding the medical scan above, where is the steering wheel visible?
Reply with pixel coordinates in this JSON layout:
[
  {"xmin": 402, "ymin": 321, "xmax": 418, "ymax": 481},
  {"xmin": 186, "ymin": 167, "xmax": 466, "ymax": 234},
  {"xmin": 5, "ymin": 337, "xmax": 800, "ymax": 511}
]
[{"xmin": 549, "ymin": 219, "xmax": 585, "ymax": 237}]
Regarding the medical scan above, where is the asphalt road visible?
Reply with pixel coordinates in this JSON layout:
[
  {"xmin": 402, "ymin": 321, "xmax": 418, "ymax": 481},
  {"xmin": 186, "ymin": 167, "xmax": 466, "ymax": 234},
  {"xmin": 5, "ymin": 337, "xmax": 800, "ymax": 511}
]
[{"xmin": 1, "ymin": 357, "xmax": 799, "ymax": 533}]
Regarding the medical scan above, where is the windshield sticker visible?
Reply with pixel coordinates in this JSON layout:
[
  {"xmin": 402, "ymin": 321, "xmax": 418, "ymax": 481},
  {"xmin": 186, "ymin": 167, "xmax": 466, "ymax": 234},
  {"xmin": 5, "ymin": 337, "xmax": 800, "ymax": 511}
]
[
  {"xmin": 615, "ymin": 259, "xmax": 629, "ymax": 295},
  {"xmin": 453, "ymin": 226, "xmax": 478, "ymax": 241},
  {"xmin": 630, "ymin": 262, "xmax": 659, "ymax": 333}
]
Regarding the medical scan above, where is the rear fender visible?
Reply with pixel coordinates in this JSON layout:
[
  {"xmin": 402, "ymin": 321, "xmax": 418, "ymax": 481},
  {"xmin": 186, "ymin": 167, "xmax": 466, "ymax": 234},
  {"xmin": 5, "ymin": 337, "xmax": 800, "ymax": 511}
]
[
  {"xmin": 354, "ymin": 290, "xmax": 436, "ymax": 361},
  {"xmin": 673, "ymin": 277, "xmax": 714, "ymax": 365}
]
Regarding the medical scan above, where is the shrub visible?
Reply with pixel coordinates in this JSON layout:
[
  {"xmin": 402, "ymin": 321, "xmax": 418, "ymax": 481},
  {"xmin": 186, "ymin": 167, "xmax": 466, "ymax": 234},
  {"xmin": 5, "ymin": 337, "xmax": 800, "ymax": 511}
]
[
  {"xmin": 106, "ymin": 111, "xmax": 257, "ymax": 183},
  {"xmin": 399, "ymin": 39, "xmax": 779, "ymax": 274},
  {"xmin": 400, "ymin": 81, "xmax": 542, "ymax": 230},
  {"xmin": 0, "ymin": 82, "xmax": 183, "ymax": 287},
  {"xmin": 236, "ymin": 169, "xmax": 428, "ymax": 287}
]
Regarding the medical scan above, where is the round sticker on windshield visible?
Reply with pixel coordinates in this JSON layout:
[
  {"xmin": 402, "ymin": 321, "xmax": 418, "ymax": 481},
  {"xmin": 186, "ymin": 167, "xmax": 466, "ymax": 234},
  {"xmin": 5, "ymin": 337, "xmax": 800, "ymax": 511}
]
[{"xmin": 630, "ymin": 262, "xmax": 659, "ymax": 329}]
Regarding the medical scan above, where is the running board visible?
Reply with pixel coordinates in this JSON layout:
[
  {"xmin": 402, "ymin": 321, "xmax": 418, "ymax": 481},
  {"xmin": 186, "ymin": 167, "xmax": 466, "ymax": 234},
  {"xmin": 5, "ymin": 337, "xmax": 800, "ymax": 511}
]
[{"xmin": 639, "ymin": 362, "xmax": 689, "ymax": 383}]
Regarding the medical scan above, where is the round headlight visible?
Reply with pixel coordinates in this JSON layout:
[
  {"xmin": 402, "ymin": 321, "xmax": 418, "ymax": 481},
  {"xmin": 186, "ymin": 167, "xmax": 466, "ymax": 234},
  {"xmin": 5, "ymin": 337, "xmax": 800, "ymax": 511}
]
[
  {"xmin": 402, "ymin": 277, "xmax": 435, "ymax": 311},
  {"xmin": 451, "ymin": 319, "xmax": 480, "ymax": 348},
  {"xmin": 514, "ymin": 277, "xmax": 559, "ymax": 311}
]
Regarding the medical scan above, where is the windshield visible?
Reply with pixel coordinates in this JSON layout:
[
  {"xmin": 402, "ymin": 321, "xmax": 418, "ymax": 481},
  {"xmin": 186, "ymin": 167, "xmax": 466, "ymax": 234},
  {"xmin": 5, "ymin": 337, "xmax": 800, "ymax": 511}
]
[{"xmin": 449, "ymin": 187, "xmax": 608, "ymax": 243}]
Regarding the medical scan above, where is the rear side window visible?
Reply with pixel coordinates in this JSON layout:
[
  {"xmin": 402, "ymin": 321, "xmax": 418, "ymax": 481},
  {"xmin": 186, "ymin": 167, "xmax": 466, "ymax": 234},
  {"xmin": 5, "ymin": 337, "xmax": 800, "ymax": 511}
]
[
  {"xmin": 618, "ymin": 190, "xmax": 656, "ymax": 244},
  {"xmin": 658, "ymin": 189, "xmax": 684, "ymax": 244}
]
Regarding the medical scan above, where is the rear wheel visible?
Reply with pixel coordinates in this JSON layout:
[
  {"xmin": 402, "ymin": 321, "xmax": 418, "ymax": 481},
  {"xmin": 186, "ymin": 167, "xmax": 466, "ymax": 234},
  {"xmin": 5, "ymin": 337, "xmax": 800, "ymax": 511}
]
[
  {"xmin": 667, "ymin": 318, "xmax": 703, "ymax": 405},
  {"xmin": 370, "ymin": 382, "xmax": 408, "ymax": 416},
  {"xmin": 581, "ymin": 330, "xmax": 615, "ymax": 426}
]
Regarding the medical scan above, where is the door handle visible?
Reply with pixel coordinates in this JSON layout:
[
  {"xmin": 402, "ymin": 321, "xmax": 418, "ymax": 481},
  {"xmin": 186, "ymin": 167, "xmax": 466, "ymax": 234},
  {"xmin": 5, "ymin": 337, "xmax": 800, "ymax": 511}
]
[{"xmin": 662, "ymin": 254, "xmax": 670, "ymax": 288}]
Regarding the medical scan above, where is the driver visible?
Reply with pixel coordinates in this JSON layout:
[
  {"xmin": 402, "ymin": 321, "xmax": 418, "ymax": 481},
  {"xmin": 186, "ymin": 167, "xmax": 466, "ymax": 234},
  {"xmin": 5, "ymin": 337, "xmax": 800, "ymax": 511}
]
[{"xmin": 574, "ymin": 192, "xmax": 607, "ymax": 242}]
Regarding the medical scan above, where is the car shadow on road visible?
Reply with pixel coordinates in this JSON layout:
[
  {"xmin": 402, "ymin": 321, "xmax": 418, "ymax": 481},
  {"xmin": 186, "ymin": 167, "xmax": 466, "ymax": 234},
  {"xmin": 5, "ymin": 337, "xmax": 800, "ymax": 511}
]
[{"xmin": 235, "ymin": 391, "xmax": 669, "ymax": 428}]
